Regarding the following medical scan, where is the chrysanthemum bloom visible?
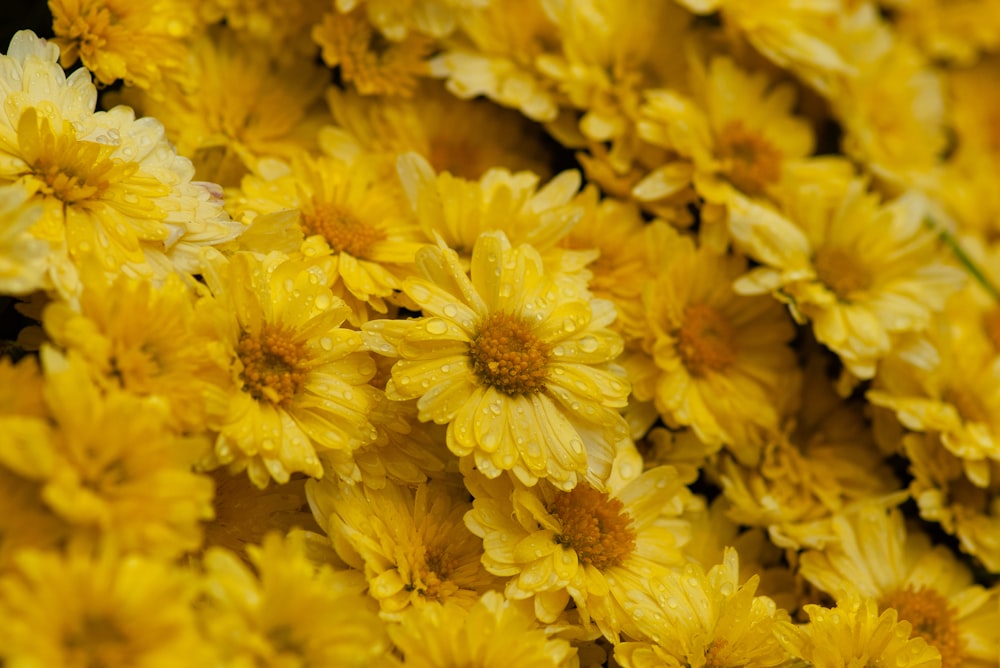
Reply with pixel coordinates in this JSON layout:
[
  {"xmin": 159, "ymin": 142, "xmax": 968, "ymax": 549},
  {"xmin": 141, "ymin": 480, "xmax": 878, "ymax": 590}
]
[
  {"xmin": 198, "ymin": 0, "xmax": 327, "ymax": 63},
  {"xmin": 49, "ymin": 0, "xmax": 199, "ymax": 89},
  {"xmin": 42, "ymin": 270, "xmax": 228, "ymax": 435},
  {"xmin": 0, "ymin": 30, "xmax": 243, "ymax": 295},
  {"xmin": 229, "ymin": 151, "xmax": 425, "ymax": 326},
  {"xmin": 0, "ymin": 545, "xmax": 212, "ymax": 666},
  {"xmin": 307, "ymin": 477, "xmax": 498, "ymax": 615},
  {"xmin": 313, "ymin": 7, "xmax": 433, "ymax": 98},
  {"xmin": 0, "ymin": 182, "xmax": 46, "ymax": 295},
  {"xmin": 614, "ymin": 548, "xmax": 790, "ymax": 668},
  {"xmin": 884, "ymin": 0, "xmax": 1000, "ymax": 64},
  {"xmin": 776, "ymin": 596, "xmax": 944, "ymax": 668},
  {"xmin": 112, "ymin": 26, "xmax": 329, "ymax": 187},
  {"xmin": 729, "ymin": 178, "xmax": 965, "ymax": 379},
  {"xmin": 201, "ymin": 532, "xmax": 391, "ymax": 667},
  {"xmin": 334, "ymin": 0, "xmax": 489, "ymax": 41},
  {"xmin": 388, "ymin": 591, "xmax": 578, "ymax": 667},
  {"xmin": 464, "ymin": 464, "xmax": 695, "ymax": 637},
  {"xmin": 200, "ymin": 250, "xmax": 381, "ymax": 487},
  {"xmin": 363, "ymin": 230, "xmax": 630, "ymax": 488},
  {"xmin": 633, "ymin": 228, "xmax": 799, "ymax": 464},
  {"xmin": 799, "ymin": 504, "xmax": 1000, "ymax": 668}
]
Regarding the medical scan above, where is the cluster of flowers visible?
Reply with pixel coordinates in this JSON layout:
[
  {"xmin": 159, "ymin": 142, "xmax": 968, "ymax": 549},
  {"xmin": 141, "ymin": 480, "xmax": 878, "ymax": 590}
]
[{"xmin": 1, "ymin": 0, "xmax": 1000, "ymax": 665}]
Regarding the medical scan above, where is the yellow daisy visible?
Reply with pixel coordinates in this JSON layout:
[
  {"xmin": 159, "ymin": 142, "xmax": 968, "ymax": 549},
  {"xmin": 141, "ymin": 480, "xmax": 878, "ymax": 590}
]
[
  {"xmin": 635, "ymin": 227, "xmax": 800, "ymax": 464},
  {"xmin": 112, "ymin": 26, "xmax": 330, "ymax": 187},
  {"xmin": 0, "ymin": 181, "xmax": 47, "ymax": 295},
  {"xmin": 201, "ymin": 531, "xmax": 391, "ymax": 667},
  {"xmin": 388, "ymin": 590, "xmax": 578, "ymax": 667},
  {"xmin": 464, "ymin": 464, "xmax": 696, "ymax": 638},
  {"xmin": 0, "ymin": 544, "xmax": 211, "ymax": 666},
  {"xmin": 798, "ymin": 503, "xmax": 1000, "ymax": 668},
  {"xmin": 363, "ymin": 230, "xmax": 630, "ymax": 489},
  {"xmin": 614, "ymin": 547, "xmax": 790, "ymax": 668},
  {"xmin": 49, "ymin": 0, "xmax": 199, "ymax": 89},
  {"xmin": 776, "ymin": 596, "xmax": 944, "ymax": 668},
  {"xmin": 199, "ymin": 249, "xmax": 381, "ymax": 488},
  {"xmin": 306, "ymin": 476, "xmax": 498, "ymax": 615}
]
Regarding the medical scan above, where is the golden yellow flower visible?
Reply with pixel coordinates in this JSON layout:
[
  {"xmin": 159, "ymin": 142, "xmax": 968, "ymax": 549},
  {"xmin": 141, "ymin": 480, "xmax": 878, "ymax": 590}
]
[
  {"xmin": 464, "ymin": 464, "xmax": 695, "ymax": 638},
  {"xmin": 0, "ymin": 182, "xmax": 47, "ymax": 295},
  {"xmin": 201, "ymin": 531, "xmax": 391, "ymax": 667},
  {"xmin": 363, "ymin": 231, "xmax": 630, "ymax": 489},
  {"xmin": 388, "ymin": 591, "xmax": 578, "ymax": 668},
  {"xmin": 336, "ymin": 0, "xmax": 489, "ymax": 41},
  {"xmin": 776, "ymin": 596, "xmax": 944, "ymax": 668},
  {"xmin": 307, "ymin": 476, "xmax": 498, "ymax": 615},
  {"xmin": 614, "ymin": 548, "xmax": 790, "ymax": 668},
  {"xmin": 882, "ymin": 0, "xmax": 1000, "ymax": 65},
  {"xmin": 799, "ymin": 504, "xmax": 1000, "ymax": 668},
  {"xmin": 0, "ymin": 544, "xmax": 211, "ymax": 666},
  {"xmin": 49, "ymin": 0, "xmax": 199, "ymax": 88},
  {"xmin": 200, "ymin": 250, "xmax": 381, "ymax": 488},
  {"xmin": 198, "ymin": 0, "xmax": 327, "ymax": 63}
]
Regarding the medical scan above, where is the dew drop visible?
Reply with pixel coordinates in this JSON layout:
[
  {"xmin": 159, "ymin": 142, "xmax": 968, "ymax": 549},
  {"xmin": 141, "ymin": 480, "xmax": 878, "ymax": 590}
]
[{"xmin": 425, "ymin": 318, "xmax": 449, "ymax": 335}]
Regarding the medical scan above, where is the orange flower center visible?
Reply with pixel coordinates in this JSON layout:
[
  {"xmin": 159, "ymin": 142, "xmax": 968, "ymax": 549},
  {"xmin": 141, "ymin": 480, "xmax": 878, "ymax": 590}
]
[
  {"xmin": 413, "ymin": 548, "xmax": 459, "ymax": 601},
  {"xmin": 880, "ymin": 585, "xmax": 964, "ymax": 668},
  {"xmin": 237, "ymin": 324, "xmax": 309, "ymax": 405},
  {"xmin": 716, "ymin": 120, "xmax": 782, "ymax": 195},
  {"xmin": 677, "ymin": 304, "xmax": 736, "ymax": 376},
  {"xmin": 468, "ymin": 312, "xmax": 550, "ymax": 395},
  {"xmin": 814, "ymin": 246, "xmax": 871, "ymax": 300},
  {"xmin": 549, "ymin": 484, "xmax": 636, "ymax": 571},
  {"xmin": 300, "ymin": 199, "xmax": 385, "ymax": 258}
]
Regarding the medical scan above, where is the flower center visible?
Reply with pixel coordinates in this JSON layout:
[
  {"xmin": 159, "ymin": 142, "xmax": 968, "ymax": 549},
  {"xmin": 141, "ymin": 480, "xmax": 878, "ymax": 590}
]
[
  {"xmin": 65, "ymin": 614, "xmax": 129, "ymax": 667},
  {"xmin": 716, "ymin": 120, "xmax": 783, "ymax": 195},
  {"xmin": 468, "ymin": 312, "xmax": 550, "ymax": 395},
  {"xmin": 414, "ymin": 548, "xmax": 459, "ymax": 601},
  {"xmin": 300, "ymin": 198, "xmax": 385, "ymax": 258},
  {"xmin": 677, "ymin": 304, "xmax": 736, "ymax": 376},
  {"xmin": 236, "ymin": 324, "xmax": 309, "ymax": 405},
  {"xmin": 549, "ymin": 483, "xmax": 636, "ymax": 571},
  {"xmin": 813, "ymin": 246, "xmax": 872, "ymax": 300},
  {"xmin": 879, "ymin": 585, "xmax": 964, "ymax": 668}
]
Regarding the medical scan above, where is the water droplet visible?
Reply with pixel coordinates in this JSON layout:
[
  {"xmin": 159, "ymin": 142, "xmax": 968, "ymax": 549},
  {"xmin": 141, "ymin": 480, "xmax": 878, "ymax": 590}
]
[
  {"xmin": 261, "ymin": 438, "xmax": 276, "ymax": 452},
  {"xmin": 399, "ymin": 376, "xmax": 411, "ymax": 385},
  {"xmin": 319, "ymin": 337, "xmax": 333, "ymax": 350},
  {"xmin": 578, "ymin": 335, "xmax": 599, "ymax": 353},
  {"xmin": 425, "ymin": 318, "xmax": 448, "ymax": 335},
  {"xmin": 443, "ymin": 304, "xmax": 458, "ymax": 318},
  {"xmin": 720, "ymin": 582, "xmax": 734, "ymax": 596},
  {"xmin": 562, "ymin": 317, "xmax": 578, "ymax": 333}
]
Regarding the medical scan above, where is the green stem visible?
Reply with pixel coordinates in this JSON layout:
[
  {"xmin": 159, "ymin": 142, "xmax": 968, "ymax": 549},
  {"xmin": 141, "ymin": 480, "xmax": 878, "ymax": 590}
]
[{"xmin": 926, "ymin": 218, "xmax": 1000, "ymax": 302}]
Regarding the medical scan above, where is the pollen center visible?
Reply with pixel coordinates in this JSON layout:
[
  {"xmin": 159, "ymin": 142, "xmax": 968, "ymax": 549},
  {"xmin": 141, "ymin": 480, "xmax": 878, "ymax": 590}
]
[
  {"xmin": 237, "ymin": 324, "xmax": 309, "ymax": 405},
  {"xmin": 716, "ymin": 120, "xmax": 783, "ymax": 195},
  {"xmin": 468, "ymin": 312, "xmax": 550, "ymax": 395},
  {"xmin": 300, "ymin": 198, "xmax": 385, "ymax": 258},
  {"xmin": 879, "ymin": 585, "xmax": 964, "ymax": 668},
  {"xmin": 549, "ymin": 484, "xmax": 636, "ymax": 571},
  {"xmin": 415, "ymin": 548, "xmax": 459, "ymax": 601},
  {"xmin": 677, "ymin": 303, "xmax": 736, "ymax": 376},
  {"xmin": 814, "ymin": 246, "xmax": 872, "ymax": 300}
]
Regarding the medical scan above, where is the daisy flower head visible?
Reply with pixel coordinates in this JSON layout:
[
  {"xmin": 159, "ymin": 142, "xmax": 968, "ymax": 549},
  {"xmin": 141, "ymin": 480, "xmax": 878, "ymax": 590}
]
[
  {"xmin": 363, "ymin": 230, "xmax": 631, "ymax": 489},
  {"xmin": 0, "ymin": 181, "xmax": 47, "ymax": 296},
  {"xmin": 798, "ymin": 503, "xmax": 1000, "ymax": 668},
  {"xmin": 388, "ymin": 590, "xmax": 578, "ymax": 668},
  {"xmin": 306, "ymin": 476, "xmax": 498, "ymax": 615},
  {"xmin": 464, "ymin": 464, "xmax": 696, "ymax": 638},
  {"xmin": 200, "ymin": 249, "xmax": 382, "ymax": 488},
  {"xmin": 614, "ymin": 547, "xmax": 790, "ymax": 668}
]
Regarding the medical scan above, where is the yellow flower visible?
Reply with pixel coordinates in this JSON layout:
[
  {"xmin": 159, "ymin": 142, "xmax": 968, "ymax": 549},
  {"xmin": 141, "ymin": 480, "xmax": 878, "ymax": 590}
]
[
  {"xmin": 112, "ymin": 26, "xmax": 329, "ymax": 187},
  {"xmin": 201, "ymin": 531, "xmax": 391, "ymax": 667},
  {"xmin": 200, "ymin": 250, "xmax": 381, "ymax": 487},
  {"xmin": 776, "ymin": 596, "xmax": 943, "ymax": 668},
  {"xmin": 313, "ymin": 7, "xmax": 433, "ymax": 98},
  {"xmin": 0, "ymin": 544, "xmax": 211, "ymax": 667},
  {"xmin": 730, "ymin": 178, "xmax": 965, "ymax": 379},
  {"xmin": 336, "ymin": 0, "xmax": 490, "ymax": 41},
  {"xmin": 464, "ymin": 464, "xmax": 695, "ymax": 638},
  {"xmin": 198, "ymin": 0, "xmax": 327, "ymax": 63},
  {"xmin": 363, "ymin": 231, "xmax": 630, "ymax": 489},
  {"xmin": 0, "ymin": 182, "xmax": 47, "ymax": 295},
  {"xmin": 882, "ymin": 0, "xmax": 1000, "ymax": 65},
  {"xmin": 614, "ymin": 548, "xmax": 790, "ymax": 668},
  {"xmin": 799, "ymin": 503, "xmax": 1000, "ymax": 668},
  {"xmin": 388, "ymin": 591, "xmax": 578, "ymax": 668},
  {"xmin": 0, "ymin": 30, "xmax": 242, "ymax": 294},
  {"xmin": 307, "ymin": 476, "xmax": 498, "ymax": 615},
  {"xmin": 636, "ymin": 228, "xmax": 799, "ymax": 464},
  {"xmin": 49, "ymin": 0, "xmax": 199, "ymax": 88},
  {"xmin": 230, "ymin": 151, "xmax": 425, "ymax": 326}
]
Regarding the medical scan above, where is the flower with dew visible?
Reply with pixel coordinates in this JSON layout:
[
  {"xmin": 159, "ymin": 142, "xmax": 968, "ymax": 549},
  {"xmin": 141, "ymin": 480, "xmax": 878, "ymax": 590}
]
[
  {"xmin": 464, "ymin": 463, "xmax": 697, "ymax": 638},
  {"xmin": 200, "ymin": 249, "xmax": 382, "ymax": 488},
  {"xmin": 363, "ymin": 230, "xmax": 631, "ymax": 489},
  {"xmin": 388, "ymin": 590, "xmax": 578, "ymax": 668},
  {"xmin": 0, "ymin": 181, "xmax": 46, "ymax": 295},
  {"xmin": 798, "ymin": 503, "xmax": 1000, "ymax": 668},
  {"xmin": 614, "ymin": 547, "xmax": 790, "ymax": 668},
  {"xmin": 307, "ymin": 476, "xmax": 499, "ymax": 615}
]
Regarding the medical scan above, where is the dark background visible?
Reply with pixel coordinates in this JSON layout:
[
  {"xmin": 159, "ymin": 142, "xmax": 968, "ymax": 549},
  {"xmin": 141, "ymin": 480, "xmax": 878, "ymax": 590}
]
[{"xmin": 1, "ymin": 1, "xmax": 53, "ymax": 46}]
